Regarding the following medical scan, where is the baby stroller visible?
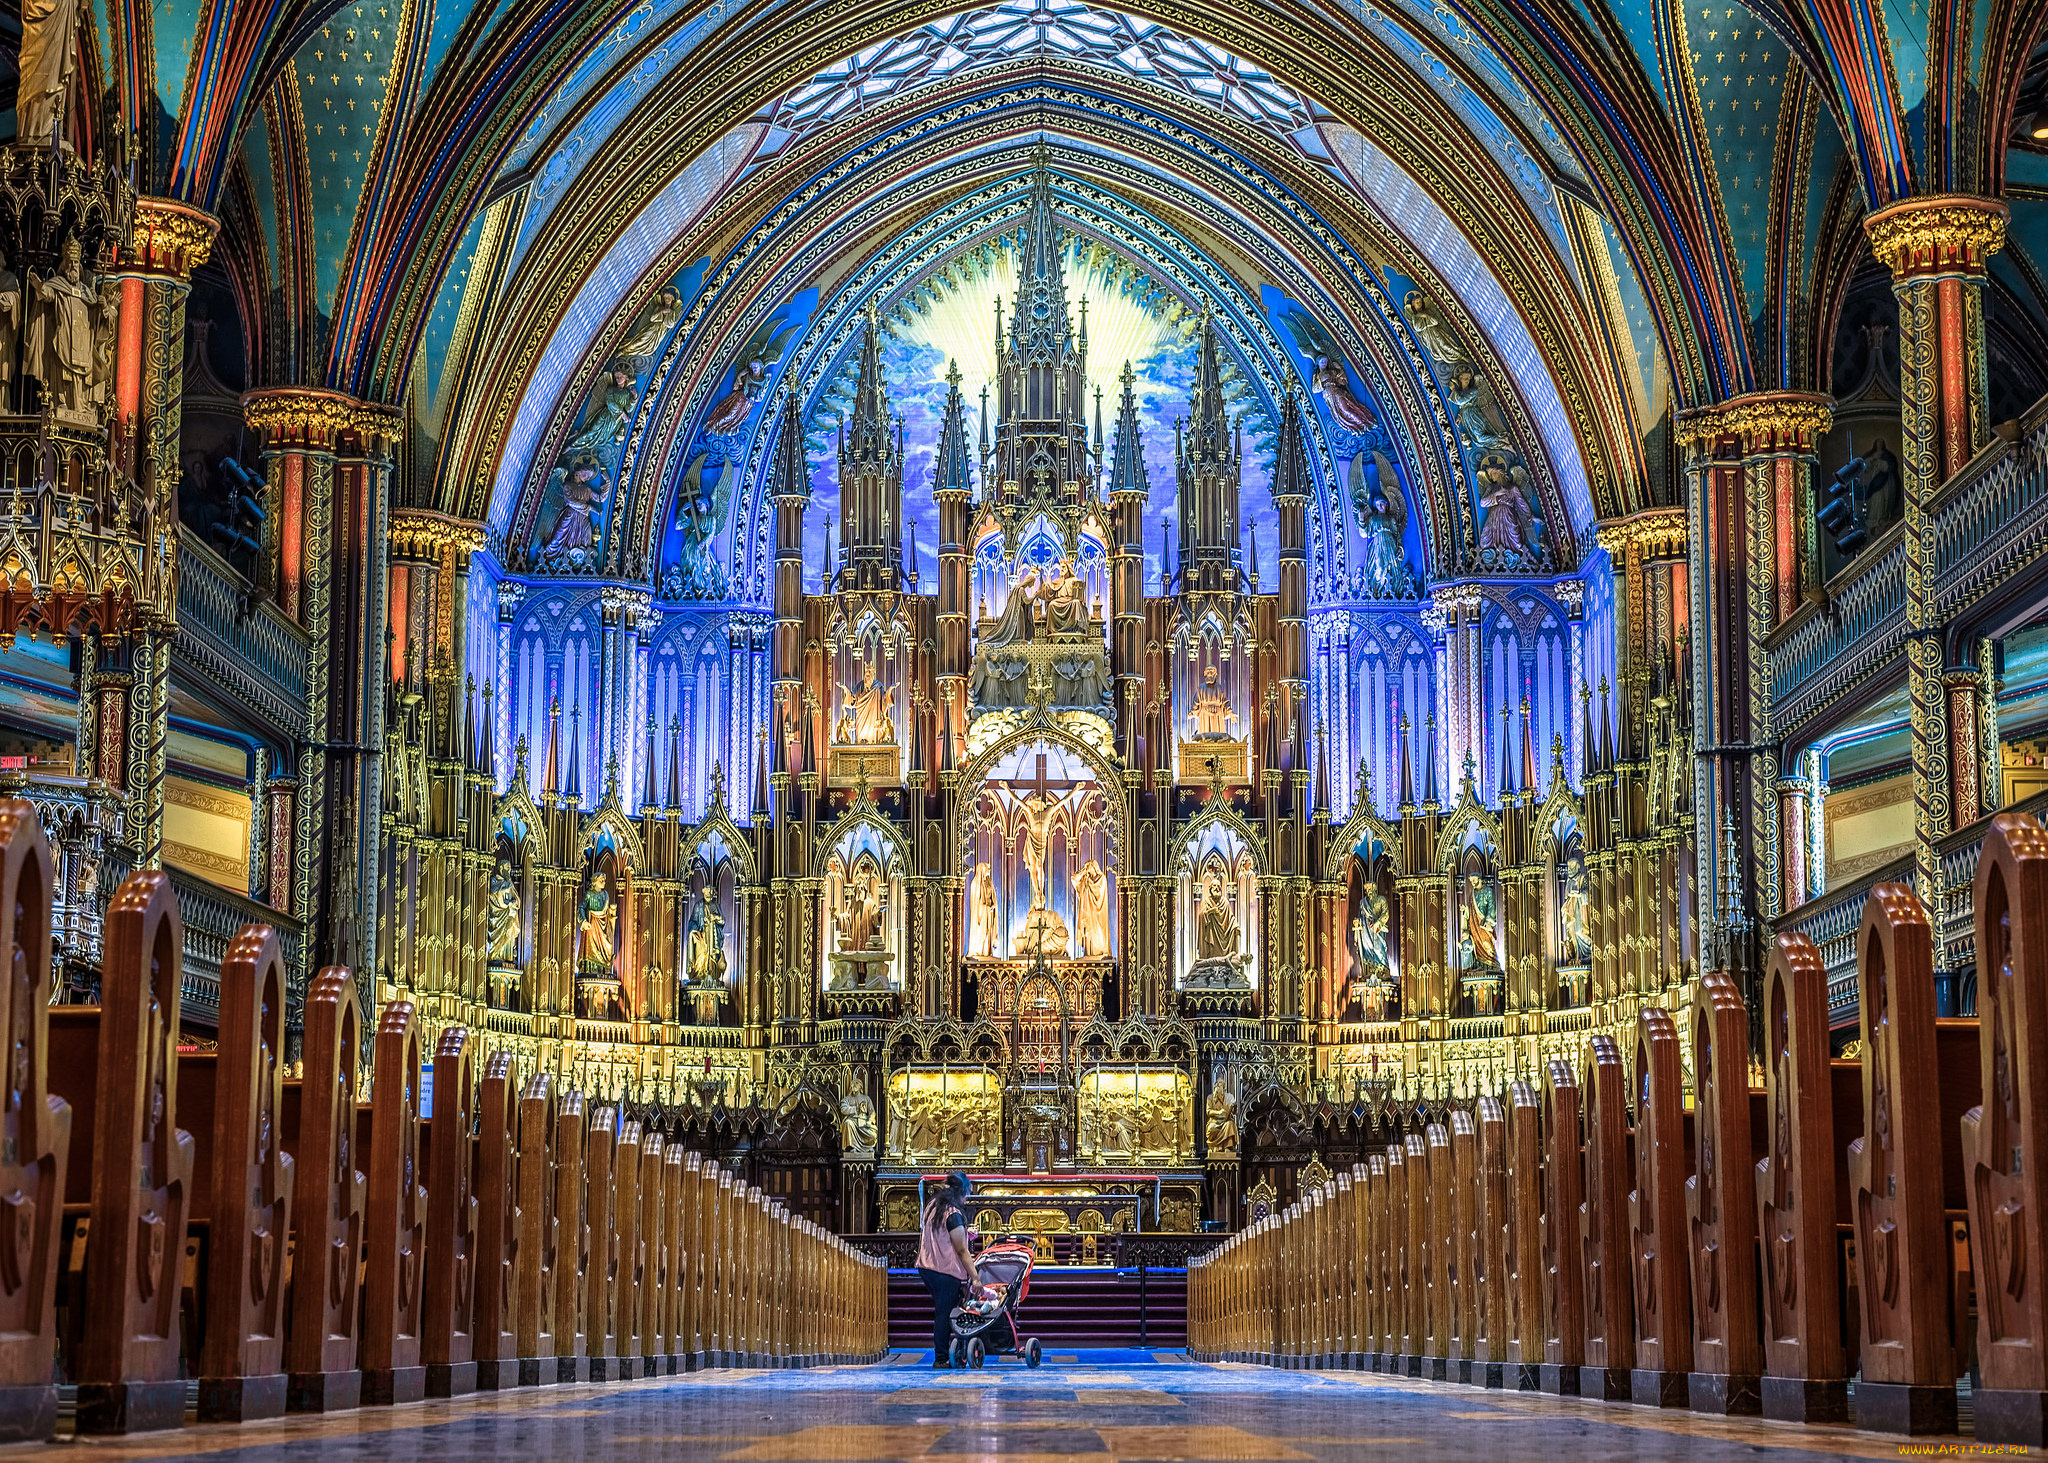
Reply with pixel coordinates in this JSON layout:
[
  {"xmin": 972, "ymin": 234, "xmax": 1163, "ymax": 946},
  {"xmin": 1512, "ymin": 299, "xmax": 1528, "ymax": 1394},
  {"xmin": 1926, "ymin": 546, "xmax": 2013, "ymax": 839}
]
[{"xmin": 948, "ymin": 1240, "xmax": 1042, "ymax": 1369}]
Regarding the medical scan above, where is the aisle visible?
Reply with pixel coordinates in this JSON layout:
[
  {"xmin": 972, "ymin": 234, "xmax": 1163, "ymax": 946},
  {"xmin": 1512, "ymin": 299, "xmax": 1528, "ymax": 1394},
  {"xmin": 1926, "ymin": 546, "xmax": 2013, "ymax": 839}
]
[{"xmin": 16, "ymin": 1353, "xmax": 1944, "ymax": 1461}]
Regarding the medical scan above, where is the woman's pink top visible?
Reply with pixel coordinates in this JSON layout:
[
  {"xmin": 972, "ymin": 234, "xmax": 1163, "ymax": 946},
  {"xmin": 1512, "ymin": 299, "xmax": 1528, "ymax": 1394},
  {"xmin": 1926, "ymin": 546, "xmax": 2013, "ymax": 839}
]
[{"xmin": 917, "ymin": 1197, "xmax": 972, "ymax": 1279}]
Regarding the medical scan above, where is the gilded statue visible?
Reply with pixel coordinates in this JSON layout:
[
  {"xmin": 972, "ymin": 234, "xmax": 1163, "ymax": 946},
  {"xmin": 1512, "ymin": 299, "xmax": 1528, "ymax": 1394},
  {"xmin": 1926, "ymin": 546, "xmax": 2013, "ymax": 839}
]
[
  {"xmin": 1039, "ymin": 559, "xmax": 1089, "ymax": 638},
  {"xmin": 17, "ymin": 0, "xmax": 79, "ymax": 145},
  {"xmin": 617, "ymin": 285, "xmax": 684, "ymax": 362},
  {"xmin": 1009, "ymin": 790, "xmax": 1072, "ymax": 956},
  {"xmin": 1205, "ymin": 1083, "xmax": 1239, "ymax": 1155},
  {"xmin": 969, "ymin": 860, "xmax": 999, "ymax": 959},
  {"xmin": 1186, "ymin": 664, "xmax": 1238, "ymax": 741},
  {"xmin": 1461, "ymin": 871, "xmax": 1499, "ymax": 969},
  {"xmin": 687, "ymin": 904, "xmax": 728, "ymax": 985},
  {"xmin": 0, "ymin": 271, "xmax": 19, "ymax": 398},
  {"xmin": 1560, "ymin": 852, "xmax": 1591, "ymax": 964},
  {"xmin": 1196, "ymin": 870, "xmax": 1239, "ymax": 961},
  {"xmin": 1403, "ymin": 289, "xmax": 1465, "ymax": 366},
  {"xmin": 1351, "ymin": 883, "xmax": 1391, "ymax": 977},
  {"xmin": 486, "ymin": 857, "xmax": 521, "ymax": 965},
  {"xmin": 835, "ymin": 657, "xmax": 896, "ymax": 745},
  {"xmin": 838, "ymin": 1090, "xmax": 878, "ymax": 1155},
  {"xmin": 1074, "ymin": 859, "xmax": 1110, "ymax": 959},
  {"xmin": 578, "ymin": 870, "xmax": 617, "ymax": 973},
  {"xmin": 835, "ymin": 870, "xmax": 885, "ymax": 952},
  {"xmin": 29, "ymin": 240, "xmax": 98, "ymax": 416}
]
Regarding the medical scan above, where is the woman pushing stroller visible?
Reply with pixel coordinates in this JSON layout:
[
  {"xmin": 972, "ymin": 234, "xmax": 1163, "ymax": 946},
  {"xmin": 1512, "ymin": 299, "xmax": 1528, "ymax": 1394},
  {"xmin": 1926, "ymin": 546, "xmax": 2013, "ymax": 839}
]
[{"xmin": 916, "ymin": 1171, "xmax": 979, "ymax": 1368}]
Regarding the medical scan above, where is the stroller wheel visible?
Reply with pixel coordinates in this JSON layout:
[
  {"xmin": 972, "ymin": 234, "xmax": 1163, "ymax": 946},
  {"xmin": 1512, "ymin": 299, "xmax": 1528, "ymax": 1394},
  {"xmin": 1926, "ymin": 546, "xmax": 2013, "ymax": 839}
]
[
  {"xmin": 968, "ymin": 1338, "xmax": 986, "ymax": 1370},
  {"xmin": 1025, "ymin": 1338, "xmax": 1042, "ymax": 1369},
  {"xmin": 950, "ymin": 1339, "xmax": 966, "ymax": 1368}
]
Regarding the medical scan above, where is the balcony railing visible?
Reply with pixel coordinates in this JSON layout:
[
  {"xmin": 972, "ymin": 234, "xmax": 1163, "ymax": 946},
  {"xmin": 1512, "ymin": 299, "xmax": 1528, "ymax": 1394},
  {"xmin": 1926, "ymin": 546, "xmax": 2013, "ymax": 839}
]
[
  {"xmin": 174, "ymin": 538, "xmax": 309, "ymax": 734},
  {"xmin": 1769, "ymin": 395, "xmax": 2048, "ymax": 739}
]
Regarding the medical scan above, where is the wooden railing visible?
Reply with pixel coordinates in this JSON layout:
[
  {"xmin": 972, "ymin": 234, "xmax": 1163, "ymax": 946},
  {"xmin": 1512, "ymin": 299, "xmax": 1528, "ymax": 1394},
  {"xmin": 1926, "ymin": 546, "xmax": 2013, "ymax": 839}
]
[
  {"xmin": 0, "ymin": 799, "xmax": 888, "ymax": 1442},
  {"xmin": 1190, "ymin": 810, "xmax": 2048, "ymax": 1445}
]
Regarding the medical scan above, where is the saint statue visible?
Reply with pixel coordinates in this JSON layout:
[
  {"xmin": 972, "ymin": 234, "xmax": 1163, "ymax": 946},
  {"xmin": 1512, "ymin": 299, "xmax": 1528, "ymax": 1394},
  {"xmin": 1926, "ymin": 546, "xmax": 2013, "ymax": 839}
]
[
  {"xmin": 29, "ymin": 240, "xmax": 98, "ymax": 416},
  {"xmin": 1351, "ymin": 883, "xmax": 1391, "ymax": 977},
  {"xmin": 1204, "ymin": 1083, "xmax": 1239, "ymax": 1155},
  {"xmin": 0, "ymin": 271, "xmax": 19, "ymax": 398},
  {"xmin": 836, "ymin": 871, "xmax": 885, "ymax": 952},
  {"xmin": 835, "ymin": 657, "xmax": 896, "ymax": 745},
  {"xmin": 578, "ymin": 870, "xmax": 617, "ymax": 973},
  {"xmin": 980, "ymin": 565, "xmax": 1043, "ymax": 651},
  {"xmin": 617, "ymin": 286, "xmax": 684, "ymax": 362},
  {"xmin": 1309, "ymin": 355, "xmax": 1377, "ymax": 435},
  {"xmin": 1196, "ymin": 871, "xmax": 1239, "ymax": 961},
  {"xmin": 687, "ymin": 904, "xmax": 728, "ymax": 986},
  {"xmin": 1186, "ymin": 664, "xmax": 1238, "ymax": 741},
  {"xmin": 1039, "ymin": 559, "xmax": 1089, "ymax": 638},
  {"xmin": 563, "ymin": 365, "xmax": 639, "ymax": 464},
  {"xmin": 1074, "ymin": 859, "xmax": 1110, "ymax": 959},
  {"xmin": 1560, "ymin": 853, "xmax": 1591, "ymax": 964},
  {"xmin": 1461, "ymin": 871, "xmax": 1499, "ymax": 969},
  {"xmin": 969, "ymin": 860, "xmax": 999, "ymax": 959},
  {"xmin": 838, "ymin": 1090, "xmax": 878, "ymax": 1155},
  {"xmin": 486, "ymin": 857, "xmax": 521, "ymax": 965},
  {"xmin": 17, "ymin": 0, "xmax": 79, "ymax": 145}
]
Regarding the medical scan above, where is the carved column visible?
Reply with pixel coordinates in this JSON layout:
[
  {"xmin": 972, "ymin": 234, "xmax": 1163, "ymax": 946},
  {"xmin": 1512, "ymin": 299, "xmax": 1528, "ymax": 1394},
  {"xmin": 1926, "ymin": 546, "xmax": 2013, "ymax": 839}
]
[
  {"xmin": 1778, "ymin": 777, "xmax": 1809, "ymax": 914},
  {"xmin": 243, "ymin": 392, "xmax": 354, "ymax": 941},
  {"xmin": 1728, "ymin": 394, "xmax": 1831, "ymax": 926},
  {"xmin": 1866, "ymin": 195, "xmax": 2007, "ymax": 965}
]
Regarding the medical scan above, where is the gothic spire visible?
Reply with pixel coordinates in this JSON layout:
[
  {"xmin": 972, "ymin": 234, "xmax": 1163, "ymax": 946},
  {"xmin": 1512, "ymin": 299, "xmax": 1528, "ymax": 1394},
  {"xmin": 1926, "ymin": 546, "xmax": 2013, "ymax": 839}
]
[
  {"xmin": 1011, "ymin": 145, "xmax": 1071, "ymax": 352},
  {"xmin": 641, "ymin": 712, "xmax": 660, "ymax": 812},
  {"xmin": 668, "ymin": 715, "xmax": 684, "ymax": 811},
  {"xmin": 1180, "ymin": 311, "xmax": 1235, "ymax": 473},
  {"xmin": 767, "ymin": 389, "xmax": 809, "ymax": 504},
  {"xmin": 564, "ymin": 703, "xmax": 583, "ymax": 803},
  {"xmin": 1271, "ymin": 385, "xmax": 1313, "ymax": 505},
  {"xmin": 1107, "ymin": 362, "xmax": 1151, "ymax": 499},
  {"xmin": 542, "ymin": 696, "xmax": 562, "ymax": 799},
  {"xmin": 843, "ymin": 304, "xmax": 893, "ymax": 464},
  {"xmin": 934, "ymin": 359, "xmax": 973, "ymax": 496}
]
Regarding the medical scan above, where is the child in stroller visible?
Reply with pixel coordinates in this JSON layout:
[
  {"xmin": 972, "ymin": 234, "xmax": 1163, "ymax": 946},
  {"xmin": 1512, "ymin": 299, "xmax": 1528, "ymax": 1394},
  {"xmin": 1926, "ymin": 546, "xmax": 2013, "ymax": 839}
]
[{"xmin": 946, "ymin": 1239, "xmax": 1042, "ymax": 1369}]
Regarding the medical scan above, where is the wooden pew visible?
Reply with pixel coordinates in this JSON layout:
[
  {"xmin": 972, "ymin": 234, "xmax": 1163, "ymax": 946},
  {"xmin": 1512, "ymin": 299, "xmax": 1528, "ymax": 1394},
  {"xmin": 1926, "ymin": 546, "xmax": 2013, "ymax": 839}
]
[
  {"xmin": 1755, "ymin": 931, "xmax": 1848, "ymax": 1422},
  {"xmin": 360, "ymin": 999, "xmax": 427, "ymax": 1404},
  {"xmin": 1364, "ymin": 1151, "xmax": 1388, "ymax": 1366},
  {"xmin": 1450, "ymin": 1111, "xmax": 1480, "ymax": 1381},
  {"xmin": 66, "ymin": 871, "xmax": 195, "ymax": 1434},
  {"xmin": 1580, "ymin": 1034, "xmax": 1635, "ymax": 1399},
  {"xmin": 1473, "ymin": 1095, "xmax": 1513, "ymax": 1388},
  {"xmin": 1337, "ymin": 1168, "xmax": 1361, "ymax": 1367},
  {"xmin": 472, "ymin": 1053, "xmax": 520, "ymax": 1389},
  {"xmin": 513, "ymin": 1071, "xmax": 558, "ymax": 1385},
  {"xmin": 1423, "ymin": 1123, "xmax": 1451, "ymax": 1378},
  {"xmin": 421, "ymin": 1026, "xmax": 477, "ymax": 1397},
  {"xmin": 1387, "ymin": 1139, "xmax": 1413, "ymax": 1372},
  {"xmin": 638, "ymin": 1127, "xmax": 669, "ymax": 1375},
  {"xmin": 1628, "ymin": 1007, "xmax": 1690, "ymax": 1407},
  {"xmin": 1965, "ymin": 813, "xmax": 2048, "ymax": 1445},
  {"xmin": 1539, "ymin": 1059, "xmax": 1585, "ymax": 1395},
  {"xmin": 661, "ymin": 1144, "xmax": 687, "ymax": 1370},
  {"xmin": 1501, "ymin": 1084, "xmax": 1544, "ymax": 1390},
  {"xmin": 610, "ymin": 1114, "xmax": 641, "ymax": 1377},
  {"xmin": 1688, "ymin": 969, "xmax": 1762, "ymax": 1415},
  {"xmin": 553, "ymin": 1092, "xmax": 590, "ymax": 1382},
  {"xmin": 285, "ymin": 968, "xmax": 365, "ymax": 1412},
  {"xmin": 680, "ymin": 1152, "xmax": 706, "ymax": 1368},
  {"xmin": 195, "ymin": 925, "xmax": 296, "ymax": 1421},
  {"xmin": 1849, "ymin": 885, "xmax": 1957, "ymax": 1435},
  {"xmin": 0, "ymin": 802, "xmax": 71, "ymax": 1442},
  {"xmin": 584, "ymin": 1105, "xmax": 620, "ymax": 1378}
]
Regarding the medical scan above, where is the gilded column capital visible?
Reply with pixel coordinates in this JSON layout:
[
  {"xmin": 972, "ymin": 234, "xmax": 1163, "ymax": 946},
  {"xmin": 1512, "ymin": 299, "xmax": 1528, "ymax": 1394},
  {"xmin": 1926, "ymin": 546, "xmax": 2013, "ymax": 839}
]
[
  {"xmin": 242, "ymin": 387, "xmax": 358, "ymax": 452},
  {"xmin": 120, "ymin": 196, "xmax": 218, "ymax": 278},
  {"xmin": 1865, "ymin": 194, "xmax": 2007, "ymax": 280},
  {"xmin": 1593, "ymin": 506, "xmax": 1688, "ymax": 560},
  {"xmin": 389, "ymin": 508, "xmax": 487, "ymax": 562},
  {"xmin": 350, "ymin": 403, "xmax": 406, "ymax": 454},
  {"xmin": 1718, "ymin": 391, "xmax": 1833, "ymax": 456}
]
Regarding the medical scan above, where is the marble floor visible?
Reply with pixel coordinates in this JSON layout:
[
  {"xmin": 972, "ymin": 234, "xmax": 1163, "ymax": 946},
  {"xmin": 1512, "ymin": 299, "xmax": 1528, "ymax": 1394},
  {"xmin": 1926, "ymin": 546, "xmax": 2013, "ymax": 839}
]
[{"xmin": 20, "ymin": 1355, "xmax": 1993, "ymax": 1462}]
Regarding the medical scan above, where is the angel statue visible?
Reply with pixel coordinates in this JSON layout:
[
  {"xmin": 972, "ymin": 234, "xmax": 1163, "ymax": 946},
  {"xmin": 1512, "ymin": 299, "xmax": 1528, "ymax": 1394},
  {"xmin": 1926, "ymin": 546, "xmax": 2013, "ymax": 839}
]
[
  {"xmin": 539, "ymin": 458, "xmax": 610, "ymax": 567},
  {"xmin": 702, "ymin": 315, "xmax": 800, "ymax": 436},
  {"xmin": 1444, "ymin": 366, "xmax": 1503, "ymax": 454},
  {"xmin": 671, "ymin": 452, "xmax": 734, "ymax": 598},
  {"xmin": 1348, "ymin": 452, "xmax": 1414, "ymax": 599},
  {"xmin": 1403, "ymin": 290, "xmax": 1465, "ymax": 366},
  {"xmin": 1274, "ymin": 304, "xmax": 1377, "ymax": 437},
  {"xmin": 1474, "ymin": 451, "xmax": 1543, "ymax": 568},
  {"xmin": 562, "ymin": 363, "xmax": 640, "ymax": 465},
  {"xmin": 617, "ymin": 285, "xmax": 684, "ymax": 363}
]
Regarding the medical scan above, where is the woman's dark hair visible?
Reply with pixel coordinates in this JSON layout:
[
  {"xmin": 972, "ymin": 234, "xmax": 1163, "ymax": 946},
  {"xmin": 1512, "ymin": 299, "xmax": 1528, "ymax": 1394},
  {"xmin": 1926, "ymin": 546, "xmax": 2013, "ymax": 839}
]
[{"xmin": 943, "ymin": 1170, "xmax": 972, "ymax": 1204}]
